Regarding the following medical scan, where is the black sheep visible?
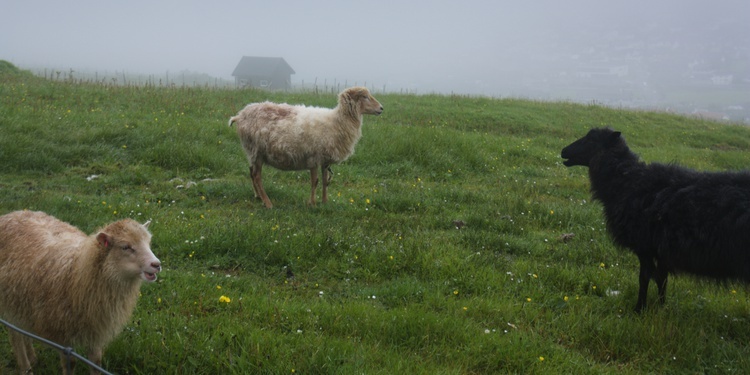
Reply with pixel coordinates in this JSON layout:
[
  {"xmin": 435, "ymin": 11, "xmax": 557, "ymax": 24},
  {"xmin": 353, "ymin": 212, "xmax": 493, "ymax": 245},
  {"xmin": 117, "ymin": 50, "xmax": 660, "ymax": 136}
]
[{"xmin": 561, "ymin": 127, "xmax": 750, "ymax": 312}]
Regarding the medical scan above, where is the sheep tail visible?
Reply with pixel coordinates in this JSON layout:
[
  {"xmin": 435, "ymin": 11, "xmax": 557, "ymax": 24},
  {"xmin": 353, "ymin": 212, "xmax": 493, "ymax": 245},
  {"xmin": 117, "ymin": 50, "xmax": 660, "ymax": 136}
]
[{"xmin": 228, "ymin": 116, "xmax": 237, "ymax": 127}]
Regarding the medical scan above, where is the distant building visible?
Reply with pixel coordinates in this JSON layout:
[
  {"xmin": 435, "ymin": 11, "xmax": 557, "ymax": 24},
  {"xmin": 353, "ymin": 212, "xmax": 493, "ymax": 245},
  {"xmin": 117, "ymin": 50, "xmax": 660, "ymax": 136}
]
[{"xmin": 231, "ymin": 56, "xmax": 295, "ymax": 89}]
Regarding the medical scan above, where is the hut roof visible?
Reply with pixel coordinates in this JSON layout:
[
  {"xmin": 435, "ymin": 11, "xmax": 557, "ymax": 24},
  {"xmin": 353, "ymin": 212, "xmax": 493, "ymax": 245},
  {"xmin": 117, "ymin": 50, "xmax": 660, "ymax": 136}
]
[{"xmin": 231, "ymin": 56, "xmax": 295, "ymax": 77}]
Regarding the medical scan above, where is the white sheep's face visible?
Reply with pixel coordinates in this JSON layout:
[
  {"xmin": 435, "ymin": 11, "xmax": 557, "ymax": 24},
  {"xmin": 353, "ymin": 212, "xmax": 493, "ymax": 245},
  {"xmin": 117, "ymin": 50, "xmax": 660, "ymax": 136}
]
[
  {"xmin": 97, "ymin": 220, "xmax": 162, "ymax": 282},
  {"xmin": 348, "ymin": 87, "xmax": 383, "ymax": 116},
  {"xmin": 360, "ymin": 93, "xmax": 383, "ymax": 116}
]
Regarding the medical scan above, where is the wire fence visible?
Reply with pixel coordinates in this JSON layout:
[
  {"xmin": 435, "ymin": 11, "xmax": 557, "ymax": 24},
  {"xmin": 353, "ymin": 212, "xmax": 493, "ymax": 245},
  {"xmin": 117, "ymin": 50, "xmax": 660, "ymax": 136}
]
[
  {"xmin": 0, "ymin": 318, "xmax": 113, "ymax": 375},
  {"xmin": 30, "ymin": 68, "xmax": 411, "ymax": 96}
]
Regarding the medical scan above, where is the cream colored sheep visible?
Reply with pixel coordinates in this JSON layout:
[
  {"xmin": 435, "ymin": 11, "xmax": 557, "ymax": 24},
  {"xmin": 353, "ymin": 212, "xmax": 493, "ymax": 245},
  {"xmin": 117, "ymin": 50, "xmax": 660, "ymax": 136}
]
[
  {"xmin": 0, "ymin": 210, "xmax": 161, "ymax": 374},
  {"xmin": 228, "ymin": 86, "xmax": 383, "ymax": 208}
]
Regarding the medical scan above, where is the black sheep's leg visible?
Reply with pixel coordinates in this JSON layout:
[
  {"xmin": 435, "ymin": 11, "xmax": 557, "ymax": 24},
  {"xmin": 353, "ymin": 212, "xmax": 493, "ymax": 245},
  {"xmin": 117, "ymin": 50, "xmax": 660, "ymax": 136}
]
[
  {"xmin": 654, "ymin": 260, "xmax": 668, "ymax": 306},
  {"xmin": 635, "ymin": 253, "xmax": 655, "ymax": 313}
]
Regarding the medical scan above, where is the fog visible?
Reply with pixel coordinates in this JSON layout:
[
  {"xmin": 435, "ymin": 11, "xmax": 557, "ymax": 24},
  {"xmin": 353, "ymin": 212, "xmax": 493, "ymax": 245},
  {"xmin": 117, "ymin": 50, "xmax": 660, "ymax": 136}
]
[{"xmin": 2, "ymin": 0, "xmax": 748, "ymax": 120}]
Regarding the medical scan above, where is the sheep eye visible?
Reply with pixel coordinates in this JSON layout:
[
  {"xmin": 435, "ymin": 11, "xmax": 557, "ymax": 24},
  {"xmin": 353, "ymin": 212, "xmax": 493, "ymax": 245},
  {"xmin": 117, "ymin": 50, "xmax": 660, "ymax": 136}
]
[{"xmin": 122, "ymin": 245, "xmax": 135, "ymax": 252}]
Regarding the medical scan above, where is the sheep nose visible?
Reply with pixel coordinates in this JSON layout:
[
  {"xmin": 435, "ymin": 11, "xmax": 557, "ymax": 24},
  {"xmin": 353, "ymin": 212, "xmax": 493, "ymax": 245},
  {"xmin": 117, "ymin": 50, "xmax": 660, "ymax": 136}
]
[{"xmin": 152, "ymin": 261, "xmax": 162, "ymax": 272}]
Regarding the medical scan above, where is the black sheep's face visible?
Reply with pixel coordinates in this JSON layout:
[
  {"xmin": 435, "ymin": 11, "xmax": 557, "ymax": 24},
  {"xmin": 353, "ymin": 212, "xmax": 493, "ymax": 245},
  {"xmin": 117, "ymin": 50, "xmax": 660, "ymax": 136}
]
[{"xmin": 561, "ymin": 128, "xmax": 622, "ymax": 167}]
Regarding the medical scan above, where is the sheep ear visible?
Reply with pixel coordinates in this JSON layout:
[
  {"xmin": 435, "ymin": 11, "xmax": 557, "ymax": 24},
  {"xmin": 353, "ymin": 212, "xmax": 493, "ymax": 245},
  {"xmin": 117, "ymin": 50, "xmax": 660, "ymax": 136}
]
[
  {"xmin": 606, "ymin": 131, "xmax": 622, "ymax": 146},
  {"xmin": 97, "ymin": 232, "xmax": 112, "ymax": 249}
]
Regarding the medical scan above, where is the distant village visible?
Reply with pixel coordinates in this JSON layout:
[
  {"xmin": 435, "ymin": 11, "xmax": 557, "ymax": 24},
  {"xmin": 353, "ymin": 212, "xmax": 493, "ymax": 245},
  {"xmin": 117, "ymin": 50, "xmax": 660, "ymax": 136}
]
[{"xmin": 510, "ymin": 23, "xmax": 750, "ymax": 124}]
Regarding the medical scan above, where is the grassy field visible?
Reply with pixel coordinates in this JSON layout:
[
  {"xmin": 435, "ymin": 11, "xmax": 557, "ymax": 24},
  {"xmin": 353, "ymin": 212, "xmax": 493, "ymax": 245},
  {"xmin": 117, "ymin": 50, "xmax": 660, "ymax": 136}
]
[{"xmin": 2, "ymin": 60, "xmax": 750, "ymax": 374}]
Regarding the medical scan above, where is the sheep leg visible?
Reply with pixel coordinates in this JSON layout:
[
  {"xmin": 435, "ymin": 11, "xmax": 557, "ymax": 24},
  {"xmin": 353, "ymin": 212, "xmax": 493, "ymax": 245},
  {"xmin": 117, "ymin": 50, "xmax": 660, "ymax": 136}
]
[
  {"xmin": 248, "ymin": 166, "xmax": 260, "ymax": 199},
  {"xmin": 654, "ymin": 261, "xmax": 669, "ymax": 306},
  {"xmin": 9, "ymin": 331, "xmax": 34, "ymax": 374},
  {"xmin": 85, "ymin": 347, "xmax": 103, "ymax": 375},
  {"xmin": 309, "ymin": 167, "xmax": 319, "ymax": 206},
  {"xmin": 321, "ymin": 165, "xmax": 331, "ymax": 204},
  {"xmin": 250, "ymin": 162, "xmax": 273, "ymax": 208},
  {"xmin": 59, "ymin": 351, "xmax": 77, "ymax": 375},
  {"xmin": 326, "ymin": 166, "xmax": 333, "ymax": 184},
  {"xmin": 248, "ymin": 164, "xmax": 266, "ymax": 203},
  {"xmin": 635, "ymin": 254, "xmax": 656, "ymax": 313},
  {"xmin": 24, "ymin": 335, "xmax": 37, "ymax": 368}
]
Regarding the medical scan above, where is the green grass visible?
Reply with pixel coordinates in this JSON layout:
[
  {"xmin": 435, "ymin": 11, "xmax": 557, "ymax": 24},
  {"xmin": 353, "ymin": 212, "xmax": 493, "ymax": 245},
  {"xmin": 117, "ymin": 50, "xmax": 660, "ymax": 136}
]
[{"xmin": 2, "ymin": 61, "xmax": 750, "ymax": 374}]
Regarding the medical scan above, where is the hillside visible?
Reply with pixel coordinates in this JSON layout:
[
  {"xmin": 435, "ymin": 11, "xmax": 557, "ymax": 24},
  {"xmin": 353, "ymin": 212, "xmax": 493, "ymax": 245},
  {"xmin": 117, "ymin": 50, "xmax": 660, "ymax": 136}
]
[{"xmin": 2, "ymin": 62, "xmax": 750, "ymax": 374}]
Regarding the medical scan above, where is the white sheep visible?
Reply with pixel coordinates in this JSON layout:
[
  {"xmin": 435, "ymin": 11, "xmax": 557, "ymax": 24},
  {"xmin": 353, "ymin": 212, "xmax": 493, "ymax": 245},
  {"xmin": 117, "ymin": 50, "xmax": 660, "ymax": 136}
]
[
  {"xmin": 0, "ymin": 210, "xmax": 161, "ymax": 374},
  {"xmin": 228, "ymin": 86, "xmax": 384, "ymax": 208}
]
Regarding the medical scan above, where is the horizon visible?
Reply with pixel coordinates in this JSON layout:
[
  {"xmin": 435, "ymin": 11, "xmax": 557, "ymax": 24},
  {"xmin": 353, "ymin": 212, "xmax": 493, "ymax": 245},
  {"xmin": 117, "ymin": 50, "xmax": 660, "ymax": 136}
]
[{"xmin": 2, "ymin": 0, "xmax": 748, "ymax": 121}]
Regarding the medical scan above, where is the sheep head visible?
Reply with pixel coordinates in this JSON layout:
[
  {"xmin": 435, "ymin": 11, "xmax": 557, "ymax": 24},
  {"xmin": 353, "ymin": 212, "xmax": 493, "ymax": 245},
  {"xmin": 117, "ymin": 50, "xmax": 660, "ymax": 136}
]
[
  {"xmin": 96, "ymin": 219, "xmax": 161, "ymax": 282},
  {"xmin": 340, "ymin": 87, "xmax": 383, "ymax": 118},
  {"xmin": 561, "ymin": 127, "xmax": 623, "ymax": 167}
]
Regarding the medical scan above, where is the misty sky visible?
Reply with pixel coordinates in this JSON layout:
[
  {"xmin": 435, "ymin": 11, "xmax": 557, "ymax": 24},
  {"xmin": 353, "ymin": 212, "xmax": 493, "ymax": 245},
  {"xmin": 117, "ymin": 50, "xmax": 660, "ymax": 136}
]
[{"xmin": 2, "ymin": 0, "xmax": 748, "ymax": 98}]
